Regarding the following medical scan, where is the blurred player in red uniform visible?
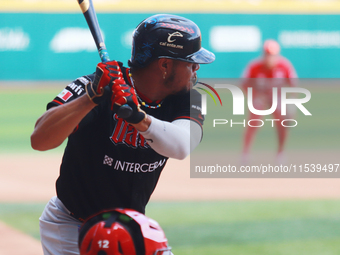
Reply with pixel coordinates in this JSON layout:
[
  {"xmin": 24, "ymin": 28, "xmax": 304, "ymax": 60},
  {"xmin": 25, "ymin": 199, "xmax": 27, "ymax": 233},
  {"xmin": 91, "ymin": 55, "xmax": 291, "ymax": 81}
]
[{"xmin": 241, "ymin": 39, "xmax": 297, "ymax": 164}]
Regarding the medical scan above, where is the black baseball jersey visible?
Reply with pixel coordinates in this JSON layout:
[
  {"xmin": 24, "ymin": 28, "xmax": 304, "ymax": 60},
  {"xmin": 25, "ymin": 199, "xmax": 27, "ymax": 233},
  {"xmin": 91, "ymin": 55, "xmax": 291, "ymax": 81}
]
[{"xmin": 47, "ymin": 64, "xmax": 204, "ymax": 221}]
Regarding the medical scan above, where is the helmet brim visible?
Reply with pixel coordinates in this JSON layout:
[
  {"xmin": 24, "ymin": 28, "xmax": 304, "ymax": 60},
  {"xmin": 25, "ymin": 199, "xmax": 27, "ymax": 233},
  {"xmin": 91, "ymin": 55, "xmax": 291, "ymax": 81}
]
[
  {"xmin": 159, "ymin": 47, "xmax": 215, "ymax": 64},
  {"xmin": 186, "ymin": 47, "xmax": 216, "ymax": 64}
]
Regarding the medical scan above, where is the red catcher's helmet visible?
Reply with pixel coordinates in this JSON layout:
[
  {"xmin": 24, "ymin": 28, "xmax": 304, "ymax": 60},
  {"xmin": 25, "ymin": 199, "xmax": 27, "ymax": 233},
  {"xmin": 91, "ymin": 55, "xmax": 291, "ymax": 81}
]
[
  {"xmin": 78, "ymin": 209, "xmax": 171, "ymax": 255},
  {"xmin": 263, "ymin": 39, "xmax": 280, "ymax": 55}
]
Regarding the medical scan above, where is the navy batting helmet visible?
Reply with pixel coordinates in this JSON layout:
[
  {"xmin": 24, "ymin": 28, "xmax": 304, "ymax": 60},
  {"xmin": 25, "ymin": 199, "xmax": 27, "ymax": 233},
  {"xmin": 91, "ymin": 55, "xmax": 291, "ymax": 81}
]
[
  {"xmin": 78, "ymin": 209, "xmax": 171, "ymax": 255},
  {"xmin": 128, "ymin": 14, "xmax": 215, "ymax": 68}
]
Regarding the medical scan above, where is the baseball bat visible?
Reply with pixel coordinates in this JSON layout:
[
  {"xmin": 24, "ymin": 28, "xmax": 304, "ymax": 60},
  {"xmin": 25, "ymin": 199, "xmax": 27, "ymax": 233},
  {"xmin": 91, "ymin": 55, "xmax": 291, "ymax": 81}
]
[{"xmin": 77, "ymin": 0, "xmax": 132, "ymax": 118}]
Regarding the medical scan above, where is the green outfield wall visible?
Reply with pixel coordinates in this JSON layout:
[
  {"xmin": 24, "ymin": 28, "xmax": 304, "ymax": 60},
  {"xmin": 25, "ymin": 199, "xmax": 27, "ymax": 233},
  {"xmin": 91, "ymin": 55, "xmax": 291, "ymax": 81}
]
[{"xmin": 1, "ymin": 12, "xmax": 340, "ymax": 80}]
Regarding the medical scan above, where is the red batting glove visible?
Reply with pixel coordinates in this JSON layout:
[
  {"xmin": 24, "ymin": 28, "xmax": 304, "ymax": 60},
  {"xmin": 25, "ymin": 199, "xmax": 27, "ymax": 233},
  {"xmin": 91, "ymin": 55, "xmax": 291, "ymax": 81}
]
[
  {"xmin": 111, "ymin": 79, "xmax": 146, "ymax": 124},
  {"xmin": 86, "ymin": 60, "xmax": 123, "ymax": 104}
]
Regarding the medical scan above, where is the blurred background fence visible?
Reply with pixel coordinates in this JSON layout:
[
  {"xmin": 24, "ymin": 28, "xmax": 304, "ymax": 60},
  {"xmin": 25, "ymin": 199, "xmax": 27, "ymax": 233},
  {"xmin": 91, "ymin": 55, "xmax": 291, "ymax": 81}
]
[{"xmin": 1, "ymin": 0, "xmax": 340, "ymax": 80}]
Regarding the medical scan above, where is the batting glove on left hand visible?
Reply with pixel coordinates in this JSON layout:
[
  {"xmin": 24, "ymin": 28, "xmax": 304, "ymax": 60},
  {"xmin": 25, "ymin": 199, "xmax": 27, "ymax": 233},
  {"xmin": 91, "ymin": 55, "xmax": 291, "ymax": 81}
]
[
  {"xmin": 111, "ymin": 79, "xmax": 146, "ymax": 124},
  {"xmin": 86, "ymin": 60, "xmax": 123, "ymax": 104}
]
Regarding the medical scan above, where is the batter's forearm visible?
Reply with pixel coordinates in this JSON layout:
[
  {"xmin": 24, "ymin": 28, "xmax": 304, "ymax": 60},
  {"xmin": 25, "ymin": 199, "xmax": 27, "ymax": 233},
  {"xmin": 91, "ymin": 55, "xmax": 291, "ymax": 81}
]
[
  {"xmin": 31, "ymin": 94, "xmax": 96, "ymax": 151},
  {"xmin": 131, "ymin": 115, "xmax": 152, "ymax": 132},
  {"xmin": 139, "ymin": 117, "xmax": 202, "ymax": 160}
]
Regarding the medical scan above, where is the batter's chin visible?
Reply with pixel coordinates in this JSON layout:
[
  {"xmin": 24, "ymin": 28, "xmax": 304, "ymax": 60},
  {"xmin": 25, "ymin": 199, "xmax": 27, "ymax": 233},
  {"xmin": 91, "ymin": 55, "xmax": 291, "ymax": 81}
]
[{"xmin": 174, "ymin": 87, "xmax": 190, "ymax": 96}]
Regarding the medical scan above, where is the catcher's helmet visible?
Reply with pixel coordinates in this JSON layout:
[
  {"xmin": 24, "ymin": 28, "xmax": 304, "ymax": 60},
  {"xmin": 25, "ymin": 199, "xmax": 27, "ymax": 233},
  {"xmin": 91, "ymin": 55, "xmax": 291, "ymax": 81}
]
[
  {"xmin": 128, "ymin": 14, "xmax": 215, "ymax": 68},
  {"xmin": 78, "ymin": 208, "xmax": 171, "ymax": 255}
]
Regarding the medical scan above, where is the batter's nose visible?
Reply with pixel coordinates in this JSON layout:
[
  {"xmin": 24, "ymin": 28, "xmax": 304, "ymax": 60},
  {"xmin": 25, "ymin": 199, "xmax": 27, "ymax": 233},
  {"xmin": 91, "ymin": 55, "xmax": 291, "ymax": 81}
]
[{"xmin": 193, "ymin": 63, "xmax": 200, "ymax": 72}]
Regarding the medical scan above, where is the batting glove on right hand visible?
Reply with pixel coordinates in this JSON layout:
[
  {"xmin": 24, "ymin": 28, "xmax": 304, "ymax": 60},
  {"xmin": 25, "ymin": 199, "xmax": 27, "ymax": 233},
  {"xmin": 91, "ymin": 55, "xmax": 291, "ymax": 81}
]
[
  {"xmin": 111, "ymin": 79, "xmax": 146, "ymax": 124},
  {"xmin": 86, "ymin": 60, "xmax": 123, "ymax": 104}
]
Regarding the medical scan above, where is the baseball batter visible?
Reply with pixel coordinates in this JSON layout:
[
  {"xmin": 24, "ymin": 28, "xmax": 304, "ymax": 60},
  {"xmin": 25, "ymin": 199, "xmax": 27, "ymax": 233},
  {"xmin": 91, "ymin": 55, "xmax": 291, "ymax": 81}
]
[
  {"xmin": 30, "ymin": 14, "xmax": 215, "ymax": 255},
  {"xmin": 241, "ymin": 39, "xmax": 297, "ymax": 164}
]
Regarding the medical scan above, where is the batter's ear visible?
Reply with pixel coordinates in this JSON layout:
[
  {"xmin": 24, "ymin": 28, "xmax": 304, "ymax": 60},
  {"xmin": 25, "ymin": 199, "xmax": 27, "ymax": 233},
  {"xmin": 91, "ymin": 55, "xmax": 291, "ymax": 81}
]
[{"xmin": 158, "ymin": 58, "xmax": 174, "ymax": 75}]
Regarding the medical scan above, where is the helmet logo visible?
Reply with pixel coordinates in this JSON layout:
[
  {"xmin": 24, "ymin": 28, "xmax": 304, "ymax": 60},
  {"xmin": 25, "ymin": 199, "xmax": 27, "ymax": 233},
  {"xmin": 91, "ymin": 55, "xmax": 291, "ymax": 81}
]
[{"xmin": 167, "ymin": 31, "xmax": 183, "ymax": 43}]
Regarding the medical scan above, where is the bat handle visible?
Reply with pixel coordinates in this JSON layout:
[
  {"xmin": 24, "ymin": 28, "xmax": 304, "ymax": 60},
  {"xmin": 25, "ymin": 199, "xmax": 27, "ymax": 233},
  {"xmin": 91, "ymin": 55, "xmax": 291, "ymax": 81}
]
[
  {"xmin": 98, "ymin": 47, "xmax": 110, "ymax": 63},
  {"xmin": 117, "ymin": 104, "xmax": 133, "ymax": 119}
]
